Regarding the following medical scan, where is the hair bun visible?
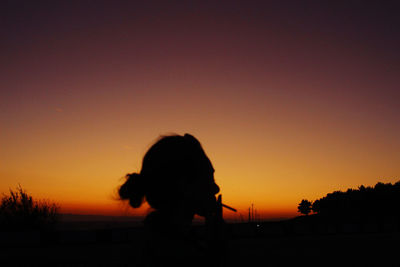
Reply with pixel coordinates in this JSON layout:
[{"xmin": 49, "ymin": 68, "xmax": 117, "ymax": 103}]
[{"xmin": 118, "ymin": 173, "xmax": 145, "ymax": 208}]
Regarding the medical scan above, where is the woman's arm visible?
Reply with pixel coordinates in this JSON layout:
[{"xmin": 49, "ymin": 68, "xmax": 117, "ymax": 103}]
[{"xmin": 205, "ymin": 194, "xmax": 228, "ymax": 267}]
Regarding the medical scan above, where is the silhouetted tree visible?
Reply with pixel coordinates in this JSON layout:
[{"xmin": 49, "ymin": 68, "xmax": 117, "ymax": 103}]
[
  {"xmin": 302, "ymin": 180, "xmax": 400, "ymax": 223},
  {"xmin": 311, "ymin": 199, "xmax": 321, "ymax": 214},
  {"xmin": 298, "ymin": 199, "xmax": 312, "ymax": 215}
]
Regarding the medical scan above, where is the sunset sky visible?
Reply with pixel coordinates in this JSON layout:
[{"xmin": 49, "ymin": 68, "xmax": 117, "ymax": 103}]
[{"xmin": 1, "ymin": 1, "xmax": 399, "ymax": 220}]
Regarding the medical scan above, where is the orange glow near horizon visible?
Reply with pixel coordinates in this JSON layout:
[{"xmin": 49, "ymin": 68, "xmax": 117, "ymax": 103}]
[{"xmin": 1, "ymin": 2, "xmax": 400, "ymax": 220}]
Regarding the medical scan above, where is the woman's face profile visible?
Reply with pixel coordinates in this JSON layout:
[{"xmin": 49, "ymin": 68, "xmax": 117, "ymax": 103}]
[{"xmin": 184, "ymin": 154, "xmax": 220, "ymax": 217}]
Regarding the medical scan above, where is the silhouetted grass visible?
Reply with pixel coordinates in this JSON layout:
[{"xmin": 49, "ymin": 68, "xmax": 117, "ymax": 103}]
[{"xmin": 0, "ymin": 185, "xmax": 59, "ymax": 231}]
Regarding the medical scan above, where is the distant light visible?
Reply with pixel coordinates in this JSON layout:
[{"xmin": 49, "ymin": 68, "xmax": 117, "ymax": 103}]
[{"xmin": 256, "ymin": 224, "xmax": 260, "ymax": 228}]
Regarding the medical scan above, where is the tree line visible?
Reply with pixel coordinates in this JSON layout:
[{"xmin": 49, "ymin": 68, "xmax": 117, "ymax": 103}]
[{"xmin": 298, "ymin": 181, "xmax": 400, "ymax": 220}]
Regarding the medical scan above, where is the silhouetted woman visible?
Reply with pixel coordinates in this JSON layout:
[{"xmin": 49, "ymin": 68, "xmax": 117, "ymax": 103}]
[{"xmin": 118, "ymin": 133, "xmax": 226, "ymax": 267}]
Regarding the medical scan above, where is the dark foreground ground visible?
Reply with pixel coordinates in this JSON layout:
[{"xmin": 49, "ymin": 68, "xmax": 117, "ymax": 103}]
[{"xmin": 2, "ymin": 232, "xmax": 399, "ymax": 266}]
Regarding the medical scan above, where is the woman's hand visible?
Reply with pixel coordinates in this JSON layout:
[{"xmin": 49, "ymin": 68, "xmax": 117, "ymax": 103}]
[{"xmin": 207, "ymin": 195, "xmax": 223, "ymax": 230}]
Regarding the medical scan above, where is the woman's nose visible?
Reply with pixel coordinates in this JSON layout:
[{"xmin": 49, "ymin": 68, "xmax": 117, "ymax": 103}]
[{"xmin": 213, "ymin": 183, "xmax": 220, "ymax": 195}]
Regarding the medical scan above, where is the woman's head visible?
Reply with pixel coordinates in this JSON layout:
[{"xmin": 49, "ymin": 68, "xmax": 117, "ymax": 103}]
[{"xmin": 119, "ymin": 133, "xmax": 220, "ymax": 217}]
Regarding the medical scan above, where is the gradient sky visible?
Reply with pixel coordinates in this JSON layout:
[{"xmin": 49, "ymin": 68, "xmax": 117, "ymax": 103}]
[{"xmin": 1, "ymin": 1, "xmax": 400, "ymax": 219}]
